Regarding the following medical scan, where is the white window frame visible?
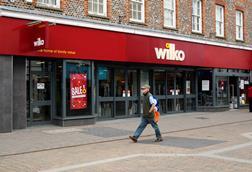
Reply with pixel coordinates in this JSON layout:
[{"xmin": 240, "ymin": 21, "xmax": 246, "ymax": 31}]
[
  {"xmin": 215, "ymin": 5, "xmax": 224, "ymax": 37},
  {"xmin": 236, "ymin": 10, "xmax": 244, "ymax": 41},
  {"xmin": 88, "ymin": 0, "xmax": 107, "ymax": 17},
  {"xmin": 164, "ymin": 0, "xmax": 176, "ymax": 28},
  {"xmin": 37, "ymin": 0, "xmax": 61, "ymax": 9},
  {"xmin": 192, "ymin": 0, "xmax": 202, "ymax": 33},
  {"xmin": 130, "ymin": 0, "xmax": 145, "ymax": 23}
]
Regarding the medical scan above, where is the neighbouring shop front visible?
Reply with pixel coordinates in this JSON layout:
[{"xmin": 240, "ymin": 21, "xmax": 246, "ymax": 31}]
[
  {"xmin": 197, "ymin": 68, "xmax": 251, "ymax": 111},
  {"xmin": 0, "ymin": 17, "xmax": 251, "ymax": 132}
]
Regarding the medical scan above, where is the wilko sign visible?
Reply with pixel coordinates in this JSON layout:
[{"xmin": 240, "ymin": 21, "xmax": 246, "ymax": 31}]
[
  {"xmin": 154, "ymin": 43, "xmax": 185, "ymax": 61},
  {"xmin": 70, "ymin": 73, "xmax": 87, "ymax": 110},
  {"xmin": 20, "ymin": 21, "xmax": 48, "ymax": 52},
  {"xmin": 34, "ymin": 38, "xmax": 45, "ymax": 47}
]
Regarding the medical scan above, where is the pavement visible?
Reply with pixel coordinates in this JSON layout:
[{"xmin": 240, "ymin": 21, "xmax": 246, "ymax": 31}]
[{"xmin": 0, "ymin": 109, "xmax": 252, "ymax": 171}]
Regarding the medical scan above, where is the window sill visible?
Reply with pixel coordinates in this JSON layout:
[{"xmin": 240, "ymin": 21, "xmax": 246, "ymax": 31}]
[
  {"xmin": 163, "ymin": 26, "xmax": 178, "ymax": 31},
  {"xmin": 88, "ymin": 13, "xmax": 109, "ymax": 20},
  {"xmin": 191, "ymin": 31, "xmax": 204, "ymax": 36},
  {"xmin": 36, "ymin": 4, "xmax": 62, "ymax": 12},
  {"xmin": 215, "ymin": 35, "xmax": 226, "ymax": 39},
  {"xmin": 129, "ymin": 20, "xmax": 146, "ymax": 26},
  {"xmin": 236, "ymin": 39, "xmax": 245, "ymax": 43}
]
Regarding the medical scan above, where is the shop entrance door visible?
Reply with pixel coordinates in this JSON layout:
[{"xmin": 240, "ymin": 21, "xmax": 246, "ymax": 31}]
[
  {"xmin": 28, "ymin": 60, "xmax": 52, "ymax": 124},
  {"xmin": 166, "ymin": 72, "xmax": 185, "ymax": 113}
]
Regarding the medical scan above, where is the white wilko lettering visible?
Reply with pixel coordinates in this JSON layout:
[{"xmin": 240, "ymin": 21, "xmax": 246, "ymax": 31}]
[{"xmin": 155, "ymin": 43, "xmax": 185, "ymax": 62}]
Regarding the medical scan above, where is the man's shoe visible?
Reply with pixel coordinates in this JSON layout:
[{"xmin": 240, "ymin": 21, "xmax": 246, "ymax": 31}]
[
  {"xmin": 155, "ymin": 137, "xmax": 163, "ymax": 142},
  {"xmin": 129, "ymin": 136, "xmax": 137, "ymax": 143}
]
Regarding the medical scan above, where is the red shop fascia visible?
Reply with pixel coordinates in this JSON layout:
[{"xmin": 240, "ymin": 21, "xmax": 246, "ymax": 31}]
[{"xmin": 0, "ymin": 17, "xmax": 251, "ymax": 70}]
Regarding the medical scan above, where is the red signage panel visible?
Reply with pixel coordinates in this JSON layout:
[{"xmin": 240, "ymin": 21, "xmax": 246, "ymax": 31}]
[
  {"xmin": 0, "ymin": 17, "xmax": 251, "ymax": 70},
  {"xmin": 70, "ymin": 73, "xmax": 87, "ymax": 110}
]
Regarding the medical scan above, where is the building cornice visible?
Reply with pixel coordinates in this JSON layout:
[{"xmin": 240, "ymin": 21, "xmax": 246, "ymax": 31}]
[{"xmin": 0, "ymin": 6, "xmax": 252, "ymax": 51}]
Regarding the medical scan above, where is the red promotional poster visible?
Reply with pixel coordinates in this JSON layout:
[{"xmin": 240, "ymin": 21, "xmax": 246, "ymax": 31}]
[{"xmin": 70, "ymin": 73, "xmax": 87, "ymax": 110}]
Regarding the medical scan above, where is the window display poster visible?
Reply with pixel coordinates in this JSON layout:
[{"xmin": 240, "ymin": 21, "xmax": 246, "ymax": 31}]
[
  {"xmin": 240, "ymin": 80, "xmax": 244, "ymax": 89},
  {"xmin": 202, "ymin": 80, "xmax": 210, "ymax": 91},
  {"xmin": 186, "ymin": 81, "xmax": 191, "ymax": 94},
  {"xmin": 37, "ymin": 83, "xmax": 45, "ymax": 90},
  {"xmin": 70, "ymin": 73, "xmax": 87, "ymax": 110}
]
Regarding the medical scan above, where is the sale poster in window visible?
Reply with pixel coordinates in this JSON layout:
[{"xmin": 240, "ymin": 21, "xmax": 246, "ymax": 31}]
[{"xmin": 70, "ymin": 73, "xmax": 87, "ymax": 110}]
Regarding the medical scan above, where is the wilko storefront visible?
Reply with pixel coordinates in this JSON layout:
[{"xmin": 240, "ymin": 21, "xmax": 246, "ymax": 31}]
[{"xmin": 0, "ymin": 15, "xmax": 251, "ymax": 132}]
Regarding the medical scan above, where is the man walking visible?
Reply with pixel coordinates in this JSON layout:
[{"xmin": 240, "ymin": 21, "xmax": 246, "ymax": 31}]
[{"xmin": 129, "ymin": 84, "xmax": 163, "ymax": 143}]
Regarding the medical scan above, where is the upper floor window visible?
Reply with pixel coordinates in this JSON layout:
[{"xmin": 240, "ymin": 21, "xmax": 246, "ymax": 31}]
[
  {"xmin": 236, "ymin": 10, "xmax": 244, "ymax": 41},
  {"xmin": 216, "ymin": 5, "xmax": 224, "ymax": 37},
  {"xmin": 130, "ymin": 0, "xmax": 145, "ymax": 23},
  {"xmin": 192, "ymin": 0, "xmax": 202, "ymax": 33},
  {"xmin": 37, "ymin": 0, "xmax": 60, "ymax": 9},
  {"xmin": 164, "ymin": 0, "xmax": 176, "ymax": 28},
  {"xmin": 88, "ymin": 0, "xmax": 107, "ymax": 16}
]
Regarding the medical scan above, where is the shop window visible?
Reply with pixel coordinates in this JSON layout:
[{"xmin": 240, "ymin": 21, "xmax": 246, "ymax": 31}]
[
  {"xmin": 154, "ymin": 71, "xmax": 166, "ymax": 95},
  {"xmin": 30, "ymin": 60, "xmax": 51, "ymax": 73},
  {"xmin": 167, "ymin": 73, "xmax": 175, "ymax": 95},
  {"xmin": 198, "ymin": 70, "xmax": 213, "ymax": 106},
  {"xmin": 98, "ymin": 67, "xmax": 113, "ymax": 97},
  {"xmin": 140, "ymin": 70, "xmax": 149, "ymax": 88},
  {"xmin": 37, "ymin": 0, "xmax": 61, "ymax": 9},
  {"xmin": 159, "ymin": 99, "xmax": 166, "ymax": 113},
  {"xmin": 128, "ymin": 100, "xmax": 138, "ymax": 116},
  {"xmin": 167, "ymin": 99, "xmax": 175, "ymax": 111},
  {"xmin": 66, "ymin": 62, "xmax": 91, "ymax": 116},
  {"xmin": 175, "ymin": 98, "xmax": 184, "ymax": 111},
  {"xmin": 88, "ymin": 0, "xmax": 107, "ymax": 16},
  {"xmin": 128, "ymin": 70, "xmax": 138, "ymax": 97},
  {"xmin": 185, "ymin": 72, "xmax": 195, "ymax": 95},
  {"xmin": 98, "ymin": 102, "xmax": 113, "ymax": 118},
  {"xmin": 239, "ymin": 77, "xmax": 249, "ymax": 105},
  {"xmin": 187, "ymin": 98, "xmax": 196, "ymax": 111},
  {"xmin": 115, "ymin": 70, "xmax": 126, "ymax": 97},
  {"xmin": 31, "ymin": 74, "xmax": 51, "ymax": 101},
  {"xmin": 176, "ymin": 73, "xmax": 184, "ymax": 95},
  {"xmin": 216, "ymin": 76, "xmax": 228, "ymax": 106},
  {"xmin": 116, "ymin": 101, "xmax": 126, "ymax": 116}
]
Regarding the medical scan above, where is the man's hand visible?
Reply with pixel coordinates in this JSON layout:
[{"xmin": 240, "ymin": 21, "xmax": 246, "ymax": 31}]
[{"xmin": 149, "ymin": 103, "xmax": 155, "ymax": 113}]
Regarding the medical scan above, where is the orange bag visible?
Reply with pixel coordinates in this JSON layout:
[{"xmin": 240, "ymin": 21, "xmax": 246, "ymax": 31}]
[{"xmin": 154, "ymin": 111, "xmax": 160, "ymax": 123}]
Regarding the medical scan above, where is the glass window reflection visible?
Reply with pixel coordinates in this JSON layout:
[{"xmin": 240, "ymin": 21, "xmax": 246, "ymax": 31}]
[{"xmin": 98, "ymin": 67, "xmax": 113, "ymax": 97}]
